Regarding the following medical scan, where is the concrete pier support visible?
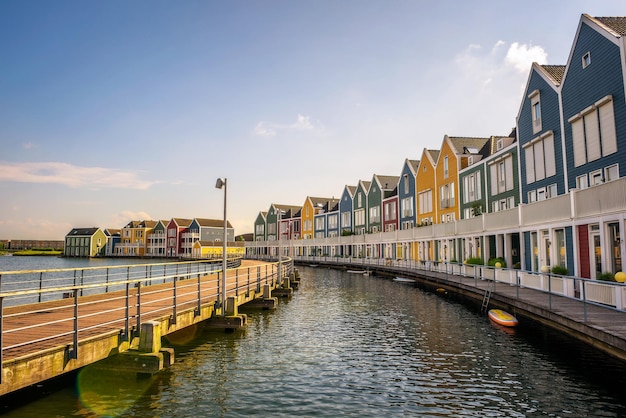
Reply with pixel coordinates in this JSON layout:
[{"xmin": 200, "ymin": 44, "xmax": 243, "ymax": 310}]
[
  {"xmin": 272, "ymin": 277, "xmax": 294, "ymax": 298},
  {"xmin": 205, "ymin": 314, "xmax": 248, "ymax": 331},
  {"xmin": 96, "ymin": 321, "xmax": 174, "ymax": 376}
]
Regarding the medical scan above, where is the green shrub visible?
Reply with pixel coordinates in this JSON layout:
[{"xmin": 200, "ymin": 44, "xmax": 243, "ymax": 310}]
[
  {"xmin": 597, "ymin": 272, "xmax": 615, "ymax": 281},
  {"xmin": 513, "ymin": 262, "xmax": 521, "ymax": 269},
  {"xmin": 464, "ymin": 257, "xmax": 484, "ymax": 265},
  {"xmin": 551, "ymin": 265, "xmax": 569, "ymax": 276},
  {"xmin": 487, "ymin": 257, "xmax": 507, "ymax": 268}
]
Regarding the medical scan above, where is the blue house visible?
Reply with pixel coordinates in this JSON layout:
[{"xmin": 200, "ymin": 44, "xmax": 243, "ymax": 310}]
[
  {"xmin": 339, "ymin": 185, "xmax": 357, "ymax": 236},
  {"xmin": 560, "ymin": 15, "xmax": 626, "ymax": 279},
  {"xmin": 398, "ymin": 159, "xmax": 420, "ymax": 230}
]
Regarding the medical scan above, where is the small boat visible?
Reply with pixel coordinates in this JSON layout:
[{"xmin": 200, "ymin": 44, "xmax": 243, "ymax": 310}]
[
  {"xmin": 308, "ymin": 264, "xmax": 318, "ymax": 267},
  {"xmin": 346, "ymin": 269, "xmax": 366, "ymax": 274},
  {"xmin": 488, "ymin": 309, "xmax": 519, "ymax": 327},
  {"xmin": 393, "ymin": 277, "xmax": 415, "ymax": 283}
]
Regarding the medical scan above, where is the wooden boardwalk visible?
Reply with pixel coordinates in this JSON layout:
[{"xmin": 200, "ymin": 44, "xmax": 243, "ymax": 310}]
[{"xmin": 0, "ymin": 259, "xmax": 283, "ymax": 396}]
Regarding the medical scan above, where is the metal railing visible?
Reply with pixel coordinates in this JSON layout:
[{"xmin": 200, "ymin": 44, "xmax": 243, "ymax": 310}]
[
  {"xmin": 0, "ymin": 258, "xmax": 293, "ymax": 368},
  {"xmin": 273, "ymin": 255, "xmax": 626, "ymax": 318}
]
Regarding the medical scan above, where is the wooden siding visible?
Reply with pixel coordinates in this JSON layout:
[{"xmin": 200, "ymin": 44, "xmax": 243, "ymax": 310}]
[
  {"xmin": 458, "ymin": 163, "xmax": 486, "ymax": 219},
  {"xmin": 561, "ymin": 21, "xmax": 626, "ymax": 190},
  {"xmin": 435, "ymin": 140, "xmax": 459, "ymax": 223},
  {"xmin": 416, "ymin": 150, "xmax": 437, "ymax": 224},
  {"xmin": 518, "ymin": 69, "xmax": 565, "ymax": 203}
]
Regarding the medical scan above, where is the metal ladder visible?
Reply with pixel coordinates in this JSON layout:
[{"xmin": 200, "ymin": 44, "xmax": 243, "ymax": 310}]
[{"xmin": 480, "ymin": 278, "xmax": 495, "ymax": 314}]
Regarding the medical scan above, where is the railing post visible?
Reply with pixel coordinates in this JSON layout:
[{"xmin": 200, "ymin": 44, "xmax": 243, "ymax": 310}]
[
  {"xmin": 38, "ymin": 272, "xmax": 43, "ymax": 303},
  {"xmin": 136, "ymin": 282, "xmax": 142, "ymax": 335},
  {"xmin": 124, "ymin": 282, "xmax": 130, "ymax": 341},
  {"xmin": 196, "ymin": 273, "xmax": 201, "ymax": 316},
  {"xmin": 235, "ymin": 270, "xmax": 239, "ymax": 297},
  {"xmin": 106, "ymin": 268, "xmax": 110, "ymax": 293},
  {"xmin": 172, "ymin": 276, "xmax": 177, "ymax": 324},
  {"xmin": 548, "ymin": 273, "xmax": 552, "ymax": 310},
  {"xmin": 582, "ymin": 280, "xmax": 588, "ymax": 322},
  {"xmin": 217, "ymin": 271, "xmax": 221, "ymax": 308},
  {"xmin": 0, "ymin": 296, "xmax": 3, "ymax": 384},
  {"xmin": 70, "ymin": 289, "xmax": 78, "ymax": 360},
  {"xmin": 80, "ymin": 270, "xmax": 84, "ymax": 297},
  {"xmin": 247, "ymin": 267, "xmax": 251, "ymax": 296}
]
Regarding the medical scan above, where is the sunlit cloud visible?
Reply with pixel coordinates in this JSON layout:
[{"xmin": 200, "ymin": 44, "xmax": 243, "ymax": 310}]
[
  {"xmin": 23, "ymin": 142, "xmax": 37, "ymax": 150},
  {"xmin": 254, "ymin": 114, "xmax": 321, "ymax": 137},
  {"xmin": 505, "ymin": 42, "xmax": 548, "ymax": 73},
  {"xmin": 0, "ymin": 161, "xmax": 156, "ymax": 190},
  {"xmin": 110, "ymin": 210, "xmax": 153, "ymax": 227}
]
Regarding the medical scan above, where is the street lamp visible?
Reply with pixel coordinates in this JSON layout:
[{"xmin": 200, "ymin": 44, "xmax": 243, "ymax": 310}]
[{"xmin": 215, "ymin": 177, "xmax": 228, "ymax": 316}]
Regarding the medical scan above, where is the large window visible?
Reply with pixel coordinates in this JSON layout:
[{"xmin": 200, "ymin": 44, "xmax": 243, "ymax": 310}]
[
  {"xmin": 570, "ymin": 96, "xmax": 617, "ymax": 167},
  {"xmin": 341, "ymin": 211, "xmax": 351, "ymax": 228},
  {"xmin": 439, "ymin": 182, "xmax": 455, "ymax": 208},
  {"xmin": 490, "ymin": 155, "xmax": 514, "ymax": 195},
  {"xmin": 463, "ymin": 171, "xmax": 481, "ymax": 204},
  {"xmin": 524, "ymin": 132, "xmax": 556, "ymax": 184},
  {"xmin": 354, "ymin": 209, "xmax": 365, "ymax": 227},
  {"xmin": 403, "ymin": 174, "xmax": 410, "ymax": 194},
  {"xmin": 418, "ymin": 190, "xmax": 433, "ymax": 214},
  {"xmin": 401, "ymin": 197, "xmax": 414, "ymax": 217},
  {"xmin": 384, "ymin": 201, "xmax": 397, "ymax": 220},
  {"xmin": 369, "ymin": 206, "xmax": 380, "ymax": 223}
]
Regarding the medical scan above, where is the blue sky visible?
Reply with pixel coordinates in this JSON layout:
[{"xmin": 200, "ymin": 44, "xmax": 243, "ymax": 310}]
[{"xmin": 1, "ymin": 1, "xmax": 624, "ymax": 240}]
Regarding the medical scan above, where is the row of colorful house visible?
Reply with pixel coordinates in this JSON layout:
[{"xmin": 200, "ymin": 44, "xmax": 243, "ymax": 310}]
[
  {"xmin": 248, "ymin": 14, "xmax": 626, "ymax": 280},
  {"xmin": 64, "ymin": 217, "xmax": 243, "ymax": 258}
]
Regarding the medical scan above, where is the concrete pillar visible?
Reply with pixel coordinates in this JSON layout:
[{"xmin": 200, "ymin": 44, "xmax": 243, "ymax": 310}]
[
  {"xmin": 226, "ymin": 296, "xmax": 238, "ymax": 316},
  {"xmin": 138, "ymin": 321, "xmax": 161, "ymax": 353},
  {"xmin": 263, "ymin": 284, "xmax": 271, "ymax": 298}
]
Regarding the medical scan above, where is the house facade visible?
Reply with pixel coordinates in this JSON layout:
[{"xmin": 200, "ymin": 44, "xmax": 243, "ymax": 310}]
[{"xmin": 64, "ymin": 227, "xmax": 107, "ymax": 257}]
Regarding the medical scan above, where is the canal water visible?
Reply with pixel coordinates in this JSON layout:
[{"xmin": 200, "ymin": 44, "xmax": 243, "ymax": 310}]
[{"xmin": 2, "ymin": 263, "xmax": 626, "ymax": 417}]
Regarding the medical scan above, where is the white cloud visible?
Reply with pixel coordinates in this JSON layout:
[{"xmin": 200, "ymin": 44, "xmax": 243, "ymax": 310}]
[
  {"xmin": 0, "ymin": 161, "xmax": 156, "ymax": 190},
  {"xmin": 505, "ymin": 42, "xmax": 548, "ymax": 73},
  {"xmin": 253, "ymin": 114, "xmax": 321, "ymax": 137},
  {"xmin": 109, "ymin": 210, "xmax": 153, "ymax": 227},
  {"xmin": 23, "ymin": 142, "xmax": 37, "ymax": 150}
]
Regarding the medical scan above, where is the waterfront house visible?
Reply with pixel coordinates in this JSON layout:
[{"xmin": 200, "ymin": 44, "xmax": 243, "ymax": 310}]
[
  {"xmin": 367, "ymin": 174, "xmax": 399, "ymax": 235},
  {"xmin": 146, "ymin": 220, "xmax": 168, "ymax": 257},
  {"xmin": 398, "ymin": 159, "xmax": 420, "ymax": 230},
  {"xmin": 64, "ymin": 227, "xmax": 107, "ymax": 257},
  {"xmin": 117, "ymin": 220, "xmax": 157, "ymax": 256},
  {"xmin": 166, "ymin": 218, "xmax": 192, "ymax": 257},
  {"xmin": 458, "ymin": 132, "xmax": 520, "ymax": 266},
  {"xmin": 103, "ymin": 228, "xmax": 120, "ymax": 257},
  {"xmin": 254, "ymin": 211, "xmax": 267, "ymax": 242},
  {"xmin": 560, "ymin": 15, "xmax": 626, "ymax": 279},
  {"xmin": 339, "ymin": 185, "xmax": 357, "ymax": 236},
  {"xmin": 353, "ymin": 180, "xmax": 371, "ymax": 236},
  {"xmin": 301, "ymin": 197, "xmax": 333, "ymax": 241},
  {"xmin": 182, "ymin": 218, "xmax": 234, "ymax": 257},
  {"xmin": 416, "ymin": 149, "xmax": 438, "ymax": 227}
]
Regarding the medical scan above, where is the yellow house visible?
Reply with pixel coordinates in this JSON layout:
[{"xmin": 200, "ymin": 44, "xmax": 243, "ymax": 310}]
[
  {"xmin": 416, "ymin": 149, "xmax": 439, "ymax": 226},
  {"xmin": 435, "ymin": 136, "xmax": 489, "ymax": 224},
  {"xmin": 117, "ymin": 220, "xmax": 157, "ymax": 256},
  {"xmin": 301, "ymin": 196, "xmax": 334, "ymax": 239},
  {"xmin": 192, "ymin": 241, "xmax": 245, "ymax": 259}
]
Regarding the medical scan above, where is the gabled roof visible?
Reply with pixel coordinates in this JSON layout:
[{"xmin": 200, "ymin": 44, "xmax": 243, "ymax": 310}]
[
  {"xmin": 357, "ymin": 180, "xmax": 372, "ymax": 193},
  {"xmin": 66, "ymin": 227, "xmax": 100, "ymax": 237},
  {"xmin": 104, "ymin": 228, "xmax": 121, "ymax": 236},
  {"xmin": 445, "ymin": 136, "xmax": 490, "ymax": 157},
  {"xmin": 194, "ymin": 218, "xmax": 233, "ymax": 229},
  {"xmin": 373, "ymin": 175, "xmax": 400, "ymax": 191},
  {"xmin": 343, "ymin": 185, "xmax": 357, "ymax": 198},
  {"xmin": 538, "ymin": 64, "xmax": 566, "ymax": 85},
  {"xmin": 593, "ymin": 16, "xmax": 626, "ymax": 36},
  {"xmin": 405, "ymin": 159, "xmax": 420, "ymax": 175},
  {"xmin": 427, "ymin": 149, "xmax": 440, "ymax": 162},
  {"xmin": 169, "ymin": 218, "xmax": 193, "ymax": 227},
  {"xmin": 273, "ymin": 204, "xmax": 302, "ymax": 218}
]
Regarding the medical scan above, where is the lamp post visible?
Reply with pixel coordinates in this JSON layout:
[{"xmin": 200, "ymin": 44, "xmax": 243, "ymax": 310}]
[
  {"xmin": 277, "ymin": 209, "xmax": 282, "ymax": 284},
  {"xmin": 215, "ymin": 177, "xmax": 228, "ymax": 316}
]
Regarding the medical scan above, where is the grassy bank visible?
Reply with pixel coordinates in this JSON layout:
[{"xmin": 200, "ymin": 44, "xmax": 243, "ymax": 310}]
[{"xmin": 9, "ymin": 250, "xmax": 63, "ymax": 256}]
